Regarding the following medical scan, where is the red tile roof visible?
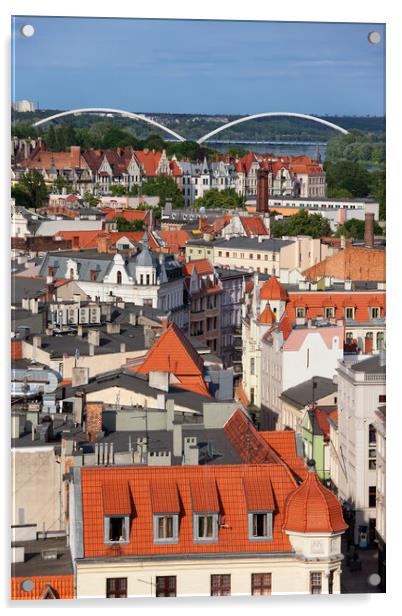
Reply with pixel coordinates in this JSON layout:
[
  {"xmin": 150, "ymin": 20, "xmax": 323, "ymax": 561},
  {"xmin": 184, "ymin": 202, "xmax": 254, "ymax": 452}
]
[
  {"xmin": 190, "ymin": 479, "xmax": 220, "ymax": 513},
  {"xmin": 182, "ymin": 258, "xmax": 214, "ymax": 276},
  {"xmin": 260, "ymin": 277, "xmax": 289, "ymax": 301},
  {"xmin": 134, "ymin": 150, "xmax": 162, "ymax": 176},
  {"xmin": 286, "ymin": 291, "xmax": 385, "ymax": 324},
  {"xmin": 260, "ymin": 432, "xmax": 308, "ymax": 480},
  {"xmin": 11, "ymin": 576, "xmax": 74, "ymax": 600},
  {"xmin": 150, "ymin": 479, "xmax": 181, "ymax": 513},
  {"xmin": 102, "ymin": 208, "xmax": 151, "ymax": 224},
  {"xmin": 258, "ymin": 304, "xmax": 276, "ymax": 324},
  {"xmin": 282, "ymin": 469, "xmax": 348, "ymax": 534},
  {"xmin": 303, "ymin": 246, "xmax": 386, "ymax": 283},
  {"xmin": 80, "ymin": 464, "xmax": 298, "ymax": 558},
  {"xmin": 239, "ymin": 216, "xmax": 269, "ymax": 237},
  {"xmin": 243, "ymin": 476, "xmax": 275, "ymax": 511},
  {"xmin": 103, "ymin": 481, "xmax": 131, "ymax": 515},
  {"xmin": 130, "ymin": 323, "xmax": 210, "ymax": 396}
]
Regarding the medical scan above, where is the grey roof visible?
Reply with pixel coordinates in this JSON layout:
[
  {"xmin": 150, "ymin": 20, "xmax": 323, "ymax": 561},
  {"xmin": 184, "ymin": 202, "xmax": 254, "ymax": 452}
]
[
  {"xmin": 63, "ymin": 370, "xmax": 212, "ymax": 414},
  {"xmin": 215, "ymin": 267, "xmax": 254, "ymax": 280},
  {"xmin": 11, "ymin": 308, "xmax": 46, "ymax": 336},
  {"xmin": 350, "ymin": 354, "xmax": 386, "ymax": 374},
  {"xmin": 214, "ymin": 237, "xmax": 294, "ymax": 251},
  {"xmin": 11, "ymin": 537, "xmax": 73, "ymax": 578},
  {"xmin": 26, "ymin": 325, "xmax": 146, "ymax": 359},
  {"xmin": 11, "ymin": 276, "xmax": 47, "ymax": 304},
  {"xmin": 281, "ymin": 376, "xmax": 337, "ymax": 409},
  {"xmin": 38, "ymin": 249, "xmax": 182, "ymax": 284},
  {"xmin": 78, "ymin": 427, "xmax": 242, "ymax": 466}
]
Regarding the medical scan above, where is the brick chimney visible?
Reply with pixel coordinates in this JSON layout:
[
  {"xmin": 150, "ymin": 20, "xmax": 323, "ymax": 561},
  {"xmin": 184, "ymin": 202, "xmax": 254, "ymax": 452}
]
[
  {"xmin": 86, "ymin": 401, "xmax": 103, "ymax": 441},
  {"xmin": 364, "ymin": 212, "xmax": 375, "ymax": 248},
  {"xmin": 70, "ymin": 146, "xmax": 81, "ymax": 168},
  {"xmin": 256, "ymin": 168, "xmax": 269, "ymax": 213},
  {"xmin": 72, "ymin": 235, "xmax": 80, "ymax": 251},
  {"xmin": 97, "ymin": 232, "xmax": 112, "ymax": 254}
]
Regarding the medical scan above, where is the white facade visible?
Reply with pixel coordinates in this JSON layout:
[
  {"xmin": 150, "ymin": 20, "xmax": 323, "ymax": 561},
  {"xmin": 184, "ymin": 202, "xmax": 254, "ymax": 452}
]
[{"xmin": 335, "ymin": 355, "xmax": 386, "ymax": 543}]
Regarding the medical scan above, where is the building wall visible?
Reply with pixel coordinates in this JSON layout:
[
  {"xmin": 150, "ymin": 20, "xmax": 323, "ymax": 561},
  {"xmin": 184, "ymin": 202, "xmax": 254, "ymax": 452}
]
[
  {"xmin": 85, "ymin": 386, "xmax": 200, "ymax": 415},
  {"xmin": 76, "ymin": 555, "xmax": 341, "ymax": 598},
  {"xmin": 280, "ymin": 238, "xmax": 332, "ymax": 272},
  {"xmin": 186, "ymin": 244, "xmax": 215, "ymax": 262},
  {"xmin": 336, "ymin": 362, "xmax": 385, "ymax": 542},
  {"xmin": 11, "ymin": 446, "xmax": 63, "ymax": 531},
  {"xmin": 213, "ymin": 245, "xmax": 280, "ymax": 276}
]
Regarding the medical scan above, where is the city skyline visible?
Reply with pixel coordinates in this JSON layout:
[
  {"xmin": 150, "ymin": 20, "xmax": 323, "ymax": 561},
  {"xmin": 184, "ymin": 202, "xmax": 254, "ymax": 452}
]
[{"xmin": 12, "ymin": 17, "xmax": 385, "ymax": 116}]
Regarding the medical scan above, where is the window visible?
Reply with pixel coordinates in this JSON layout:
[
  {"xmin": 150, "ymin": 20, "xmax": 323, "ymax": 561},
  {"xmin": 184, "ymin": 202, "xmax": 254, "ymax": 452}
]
[
  {"xmin": 104, "ymin": 516, "xmax": 129, "ymax": 544},
  {"xmin": 369, "ymin": 486, "xmax": 377, "ymax": 508},
  {"xmin": 257, "ymin": 254, "xmax": 261, "ymax": 260},
  {"xmin": 153, "ymin": 515, "xmax": 178, "ymax": 543},
  {"xmin": 370, "ymin": 307, "xmax": 380, "ymax": 319},
  {"xmin": 369, "ymin": 424, "xmax": 377, "ymax": 444},
  {"xmin": 379, "ymin": 394, "xmax": 386, "ymax": 403},
  {"xmin": 377, "ymin": 331, "xmax": 385, "ymax": 350},
  {"xmin": 106, "ymin": 578, "xmax": 127, "ymax": 598},
  {"xmin": 328, "ymin": 570, "xmax": 334, "ymax": 595},
  {"xmin": 156, "ymin": 576, "xmax": 176, "ymax": 597},
  {"xmin": 250, "ymin": 358, "xmax": 255, "ymax": 375},
  {"xmin": 310, "ymin": 572, "xmax": 322, "ymax": 594},
  {"xmin": 368, "ymin": 448, "xmax": 377, "ymax": 470},
  {"xmin": 90, "ymin": 270, "xmax": 97, "ymax": 281},
  {"xmin": 211, "ymin": 575, "xmax": 231, "ymax": 596},
  {"xmin": 324, "ymin": 307, "xmax": 335, "ymax": 319},
  {"xmin": 249, "ymin": 253, "xmax": 254, "ymax": 259},
  {"xmin": 116, "ymin": 270, "xmax": 122, "ymax": 284},
  {"xmin": 143, "ymin": 298, "xmax": 153, "ymax": 307},
  {"xmin": 248, "ymin": 512, "xmax": 272, "ymax": 540},
  {"xmin": 345, "ymin": 307, "xmax": 354, "ymax": 320},
  {"xmin": 193, "ymin": 514, "xmax": 218, "ymax": 542},
  {"xmin": 251, "ymin": 573, "xmax": 272, "ymax": 596},
  {"xmin": 296, "ymin": 307, "xmax": 306, "ymax": 318},
  {"xmin": 69, "ymin": 268, "xmax": 74, "ymax": 279},
  {"xmin": 218, "ymin": 251, "xmax": 222, "ymax": 257}
]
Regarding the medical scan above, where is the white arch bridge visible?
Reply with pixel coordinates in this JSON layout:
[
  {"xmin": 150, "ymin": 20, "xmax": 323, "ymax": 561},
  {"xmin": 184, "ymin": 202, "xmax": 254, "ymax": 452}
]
[{"xmin": 33, "ymin": 108, "xmax": 349, "ymax": 144}]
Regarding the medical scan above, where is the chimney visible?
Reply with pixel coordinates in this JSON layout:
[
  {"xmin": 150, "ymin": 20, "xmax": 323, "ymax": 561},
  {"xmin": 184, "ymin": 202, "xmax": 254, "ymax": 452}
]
[
  {"xmin": 166, "ymin": 399, "xmax": 175, "ymax": 430},
  {"xmin": 86, "ymin": 402, "xmax": 103, "ymax": 441},
  {"xmin": 70, "ymin": 146, "xmax": 81, "ymax": 168},
  {"xmin": 11, "ymin": 415, "xmax": 21, "ymax": 439},
  {"xmin": 32, "ymin": 335, "xmax": 42, "ymax": 349},
  {"xmin": 183, "ymin": 436, "xmax": 199, "ymax": 465},
  {"xmin": 120, "ymin": 342, "xmax": 126, "ymax": 353},
  {"xmin": 173, "ymin": 421, "xmax": 183, "ymax": 458},
  {"xmin": 72, "ymin": 236, "xmax": 80, "ymax": 251},
  {"xmin": 106, "ymin": 322, "xmax": 121, "ymax": 335},
  {"xmin": 340, "ymin": 235, "xmax": 346, "ymax": 250},
  {"xmin": 77, "ymin": 325, "xmax": 83, "ymax": 337},
  {"xmin": 88, "ymin": 329, "xmax": 100, "ymax": 347},
  {"xmin": 364, "ymin": 212, "xmax": 375, "ymax": 248},
  {"xmin": 96, "ymin": 233, "xmax": 112, "ymax": 254},
  {"xmin": 161, "ymin": 317, "xmax": 168, "ymax": 332},
  {"xmin": 256, "ymin": 168, "xmax": 269, "ymax": 213}
]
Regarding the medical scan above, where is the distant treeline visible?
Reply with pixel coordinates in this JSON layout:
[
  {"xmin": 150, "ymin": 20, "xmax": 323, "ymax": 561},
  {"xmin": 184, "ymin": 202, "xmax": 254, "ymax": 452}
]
[{"xmin": 12, "ymin": 109, "xmax": 385, "ymax": 143}]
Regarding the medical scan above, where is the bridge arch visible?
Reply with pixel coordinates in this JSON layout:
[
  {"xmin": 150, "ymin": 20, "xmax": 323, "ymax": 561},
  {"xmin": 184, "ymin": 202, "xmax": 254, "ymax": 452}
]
[
  {"xmin": 33, "ymin": 107, "xmax": 186, "ymax": 142},
  {"xmin": 197, "ymin": 112, "xmax": 349, "ymax": 144}
]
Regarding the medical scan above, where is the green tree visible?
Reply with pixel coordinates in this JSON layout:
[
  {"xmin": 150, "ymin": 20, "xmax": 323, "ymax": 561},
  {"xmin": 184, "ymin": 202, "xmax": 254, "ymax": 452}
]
[
  {"xmin": 324, "ymin": 160, "xmax": 371, "ymax": 197},
  {"xmin": 193, "ymin": 188, "xmax": 244, "ymax": 210},
  {"xmin": 110, "ymin": 184, "xmax": 129, "ymax": 196},
  {"xmin": 115, "ymin": 216, "xmax": 144, "ymax": 232},
  {"xmin": 270, "ymin": 209, "xmax": 332, "ymax": 239},
  {"xmin": 82, "ymin": 192, "xmax": 100, "ymax": 207},
  {"xmin": 140, "ymin": 176, "xmax": 184, "ymax": 208},
  {"xmin": 46, "ymin": 124, "xmax": 57, "ymax": 151},
  {"xmin": 335, "ymin": 218, "xmax": 383, "ymax": 239},
  {"xmin": 12, "ymin": 169, "xmax": 49, "ymax": 209},
  {"xmin": 143, "ymin": 134, "xmax": 165, "ymax": 151},
  {"xmin": 326, "ymin": 187, "xmax": 353, "ymax": 199}
]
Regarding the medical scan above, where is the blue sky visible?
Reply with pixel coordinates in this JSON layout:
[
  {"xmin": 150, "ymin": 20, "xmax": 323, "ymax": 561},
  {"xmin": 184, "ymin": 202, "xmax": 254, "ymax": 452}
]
[{"xmin": 12, "ymin": 17, "xmax": 385, "ymax": 115}]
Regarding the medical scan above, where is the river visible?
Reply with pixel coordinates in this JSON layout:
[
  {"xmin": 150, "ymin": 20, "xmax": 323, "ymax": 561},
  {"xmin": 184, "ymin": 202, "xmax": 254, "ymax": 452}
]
[{"xmin": 208, "ymin": 141, "xmax": 327, "ymax": 160}]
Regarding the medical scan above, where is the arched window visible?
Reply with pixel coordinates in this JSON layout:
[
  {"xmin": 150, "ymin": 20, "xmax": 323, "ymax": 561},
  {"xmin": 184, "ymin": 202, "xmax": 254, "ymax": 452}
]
[
  {"xmin": 116, "ymin": 271, "xmax": 122, "ymax": 284},
  {"xmin": 69, "ymin": 268, "xmax": 74, "ymax": 279},
  {"xmin": 377, "ymin": 331, "xmax": 385, "ymax": 350}
]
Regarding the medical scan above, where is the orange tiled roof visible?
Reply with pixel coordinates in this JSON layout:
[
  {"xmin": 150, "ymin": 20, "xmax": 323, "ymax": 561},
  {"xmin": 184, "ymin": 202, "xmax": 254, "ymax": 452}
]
[
  {"xmin": 239, "ymin": 216, "xmax": 269, "ymax": 237},
  {"xmin": 130, "ymin": 323, "xmax": 207, "ymax": 392},
  {"xmin": 190, "ymin": 479, "xmax": 220, "ymax": 512},
  {"xmin": 102, "ymin": 208, "xmax": 151, "ymax": 223},
  {"xmin": 134, "ymin": 150, "xmax": 162, "ymax": 176},
  {"xmin": 282, "ymin": 469, "xmax": 348, "ymax": 533},
  {"xmin": 182, "ymin": 258, "xmax": 215, "ymax": 276},
  {"xmin": 53, "ymin": 230, "xmax": 103, "ymax": 249},
  {"xmin": 103, "ymin": 481, "xmax": 131, "ymax": 515},
  {"xmin": 260, "ymin": 277, "xmax": 289, "ymax": 301},
  {"xmin": 11, "ymin": 576, "xmax": 74, "ymax": 600},
  {"xmin": 80, "ymin": 464, "xmax": 297, "ymax": 558},
  {"xmin": 260, "ymin": 431, "xmax": 307, "ymax": 480},
  {"xmin": 303, "ymin": 246, "xmax": 386, "ymax": 283},
  {"xmin": 286, "ymin": 291, "xmax": 385, "ymax": 324},
  {"xmin": 258, "ymin": 304, "xmax": 276, "ymax": 324},
  {"xmin": 243, "ymin": 476, "xmax": 275, "ymax": 511},
  {"xmin": 174, "ymin": 375, "xmax": 210, "ymax": 397},
  {"xmin": 235, "ymin": 381, "xmax": 250, "ymax": 407}
]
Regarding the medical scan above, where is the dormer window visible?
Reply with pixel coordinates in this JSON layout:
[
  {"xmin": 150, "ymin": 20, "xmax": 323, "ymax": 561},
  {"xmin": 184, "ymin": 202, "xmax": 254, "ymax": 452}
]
[
  {"xmin": 190, "ymin": 479, "xmax": 220, "ymax": 543},
  {"xmin": 344, "ymin": 307, "xmax": 355, "ymax": 320},
  {"xmin": 116, "ymin": 270, "xmax": 122, "ymax": 284},
  {"xmin": 243, "ymin": 477, "xmax": 274, "ymax": 542},
  {"xmin": 370, "ymin": 307, "xmax": 380, "ymax": 319},
  {"xmin": 193, "ymin": 514, "xmax": 219, "ymax": 542},
  {"xmin": 324, "ymin": 307, "xmax": 335, "ymax": 319},
  {"xmin": 103, "ymin": 482, "xmax": 131, "ymax": 545},
  {"xmin": 248, "ymin": 512, "xmax": 273, "ymax": 540},
  {"xmin": 150, "ymin": 480, "xmax": 180, "ymax": 544},
  {"xmin": 104, "ymin": 515, "xmax": 130, "ymax": 544},
  {"xmin": 296, "ymin": 307, "xmax": 306, "ymax": 318}
]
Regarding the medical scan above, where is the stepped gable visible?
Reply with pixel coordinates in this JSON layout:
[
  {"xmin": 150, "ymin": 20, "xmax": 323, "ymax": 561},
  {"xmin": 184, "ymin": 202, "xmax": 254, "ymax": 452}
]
[{"xmin": 260, "ymin": 276, "xmax": 289, "ymax": 301}]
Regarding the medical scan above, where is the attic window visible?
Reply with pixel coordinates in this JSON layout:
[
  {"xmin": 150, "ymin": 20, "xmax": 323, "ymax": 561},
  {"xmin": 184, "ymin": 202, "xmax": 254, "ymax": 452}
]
[
  {"xmin": 104, "ymin": 515, "xmax": 130, "ymax": 544},
  {"xmin": 324, "ymin": 307, "xmax": 335, "ymax": 319},
  {"xmin": 249, "ymin": 513, "xmax": 272, "ymax": 539}
]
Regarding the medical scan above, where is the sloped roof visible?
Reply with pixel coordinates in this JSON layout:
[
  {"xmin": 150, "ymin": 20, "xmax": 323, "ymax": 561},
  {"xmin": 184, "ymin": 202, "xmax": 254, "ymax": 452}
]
[
  {"xmin": 182, "ymin": 258, "xmax": 215, "ymax": 277},
  {"xmin": 131, "ymin": 322, "xmax": 205, "ymax": 377},
  {"xmin": 282, "ymin": 468, "xmax": 348, "ymax": 533},
  {"xmin": 286, "ymin": 291, "xmax": 385, "ymax": 324},
  {"xmin": 260, "ymin": 277, "xmax": 289, "ymax": 301},
  {"xmin": 258, "ymin": 304, "xmax": 276, "ymax": 324},
  {"xmin": 303, "ymin": 246, "xmax": 386, "ymax": 283},
  {"xmin": 80, "ymin": 463, "xmax": 297, "ymax": 558},
  {"xmin": 11, "ymin": 576, "xmax": 74, "ymax": 600},
  {"xmin": 239, "ymin": 216, "xmax": 269, "ymax": 237}
]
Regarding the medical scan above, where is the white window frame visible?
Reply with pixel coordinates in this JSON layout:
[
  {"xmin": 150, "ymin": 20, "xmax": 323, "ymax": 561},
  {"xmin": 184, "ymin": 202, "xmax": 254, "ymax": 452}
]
[
  {"xmin": 153, "ymin": 514, "xmax": 179, "ymax": 544},
  {"xmin": 248, "ymin": 511, "xmax": 273, "ymax": 541},
  {"xmin": 193, "ymin": 513, "xmax": 219, "ymax": 543},
  {"xmin": 104, "ymin": 515, "xmax": 130, "ymax": 545}
]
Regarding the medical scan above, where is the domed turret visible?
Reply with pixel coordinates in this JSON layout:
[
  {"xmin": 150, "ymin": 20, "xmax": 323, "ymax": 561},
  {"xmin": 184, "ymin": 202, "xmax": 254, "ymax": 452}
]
[{"xmin": 283, "ymin": 462, "xmax": 347, "ymax": 534}]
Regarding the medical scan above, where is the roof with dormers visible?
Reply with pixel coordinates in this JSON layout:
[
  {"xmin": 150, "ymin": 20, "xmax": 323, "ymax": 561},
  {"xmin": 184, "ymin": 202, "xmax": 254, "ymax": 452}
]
[
  {"xmin": 282, "ymin": 468, "xmax": 348, "ymax": 533},
  {"xmin": 79, "ymin": 463, "xmax": 298, "ymax": 558}
]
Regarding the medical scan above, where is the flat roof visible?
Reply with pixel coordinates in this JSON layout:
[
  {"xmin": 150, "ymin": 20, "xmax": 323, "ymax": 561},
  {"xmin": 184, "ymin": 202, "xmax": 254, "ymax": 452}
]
[
  {"xmin": 11, "ymin": 537, "xmax": 73, "ymax": 578},
  {"xmin": 281, "ymin": 376, "xmax": 337, "ymax": 409}
]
